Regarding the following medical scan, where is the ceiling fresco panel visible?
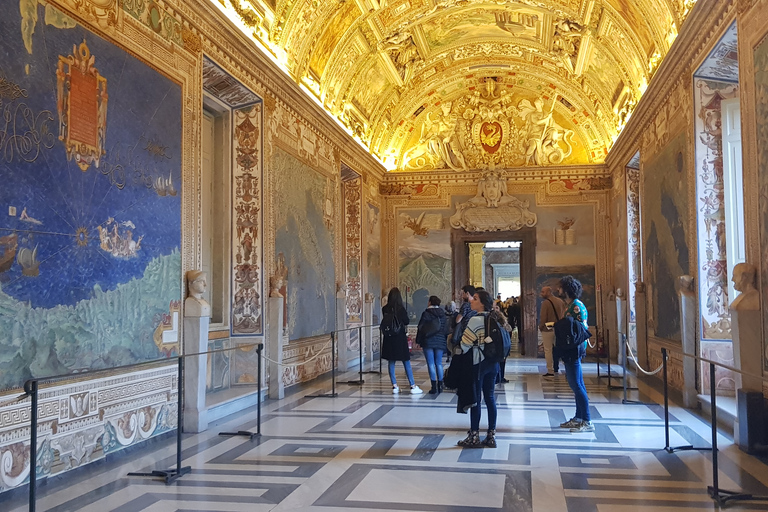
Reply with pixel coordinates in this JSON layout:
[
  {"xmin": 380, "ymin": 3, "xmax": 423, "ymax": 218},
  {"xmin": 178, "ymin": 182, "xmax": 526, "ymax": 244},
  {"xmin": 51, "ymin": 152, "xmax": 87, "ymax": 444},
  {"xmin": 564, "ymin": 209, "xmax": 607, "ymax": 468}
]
[{"xmin": 211, "ymin": 0, "xmax": 689, "ymax": 172}]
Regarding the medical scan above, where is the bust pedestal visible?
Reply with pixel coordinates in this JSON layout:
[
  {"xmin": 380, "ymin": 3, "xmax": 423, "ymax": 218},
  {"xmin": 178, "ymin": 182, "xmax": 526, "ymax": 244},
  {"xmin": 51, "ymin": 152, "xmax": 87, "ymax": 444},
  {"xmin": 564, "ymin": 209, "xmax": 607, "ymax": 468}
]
[
  {"xmin": 268, "ymin": 296, "xmax": 285, "ymax": 399},
  {"xmin": 363, "ymin": 294, "xmax": 374, "ymax": 366},
  {"xmin": 183, "ymin": 297, "xmax": 210, "ymax": 433},
  {"xmin": 679, "ymin": 285, "xmax": 698, "ymax": 408}
]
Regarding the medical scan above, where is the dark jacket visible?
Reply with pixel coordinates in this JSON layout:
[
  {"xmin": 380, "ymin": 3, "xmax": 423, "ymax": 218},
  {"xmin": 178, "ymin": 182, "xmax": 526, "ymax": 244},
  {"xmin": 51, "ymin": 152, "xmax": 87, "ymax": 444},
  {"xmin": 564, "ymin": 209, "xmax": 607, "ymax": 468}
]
[
  {"xmin": 416, "ymin": 307, "xmax": 447, "ymax": 350},
  {"xmin": 381, "ymin": 303, "xmax": 410, "ymax": 361}
]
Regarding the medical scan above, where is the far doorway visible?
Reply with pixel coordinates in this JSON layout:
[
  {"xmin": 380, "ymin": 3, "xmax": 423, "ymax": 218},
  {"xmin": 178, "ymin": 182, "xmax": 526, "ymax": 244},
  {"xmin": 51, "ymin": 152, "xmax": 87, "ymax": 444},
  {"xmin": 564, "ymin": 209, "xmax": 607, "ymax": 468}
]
[{"xmin": 452, "ymin": 228, "xmax": 537, "ymax": 357}]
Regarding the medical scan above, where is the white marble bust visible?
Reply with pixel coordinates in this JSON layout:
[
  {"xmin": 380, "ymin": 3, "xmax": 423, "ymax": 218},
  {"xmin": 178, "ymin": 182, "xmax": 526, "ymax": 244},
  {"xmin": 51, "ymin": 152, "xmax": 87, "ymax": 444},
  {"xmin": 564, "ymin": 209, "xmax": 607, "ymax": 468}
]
[
  {"xmin": 731, "ymin": 262, "xmax": 759, "ymax": 311},
  {"xmin": 185, "ymin": 270, "xmax": 211, "ymax": 317}
]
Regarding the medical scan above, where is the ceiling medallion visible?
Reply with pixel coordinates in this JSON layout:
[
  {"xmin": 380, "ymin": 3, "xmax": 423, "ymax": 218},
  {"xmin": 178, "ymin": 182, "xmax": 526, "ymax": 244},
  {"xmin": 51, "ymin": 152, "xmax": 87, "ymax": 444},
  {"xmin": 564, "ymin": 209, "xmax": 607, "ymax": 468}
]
[{"xmin": 401, "ymin": 77, "xmax": 576, "ymax": 170}]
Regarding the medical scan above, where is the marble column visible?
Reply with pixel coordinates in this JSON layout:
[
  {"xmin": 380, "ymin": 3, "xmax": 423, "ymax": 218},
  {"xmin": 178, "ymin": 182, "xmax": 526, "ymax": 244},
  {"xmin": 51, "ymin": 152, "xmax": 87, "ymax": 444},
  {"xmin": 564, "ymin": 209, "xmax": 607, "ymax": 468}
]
[
  {"xmin": 268, "ymin": 296, "xmax": 285, "ymax": 400},
  {"xmin": 678, "ymin": 276, "xmax": 698, "ymax": 408},
  {"xmin": 183, "ymin": 271, "xmax": 211, "ymax": 433},
  {"xmin": 364, "ymin": 293, "xmax": 374, "ymax": 366},
  {"xmin": 634, "ymin": 283, "xmax": 649, "ymax": 372}
]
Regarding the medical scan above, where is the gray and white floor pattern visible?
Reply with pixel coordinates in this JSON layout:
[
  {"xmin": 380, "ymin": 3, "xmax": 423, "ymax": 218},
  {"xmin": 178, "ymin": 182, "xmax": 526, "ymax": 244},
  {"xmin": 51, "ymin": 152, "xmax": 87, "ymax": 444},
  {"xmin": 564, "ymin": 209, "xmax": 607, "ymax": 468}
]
[{"xmin": 7, "ymin": 355, "xmax": 768, "ymax": 512}]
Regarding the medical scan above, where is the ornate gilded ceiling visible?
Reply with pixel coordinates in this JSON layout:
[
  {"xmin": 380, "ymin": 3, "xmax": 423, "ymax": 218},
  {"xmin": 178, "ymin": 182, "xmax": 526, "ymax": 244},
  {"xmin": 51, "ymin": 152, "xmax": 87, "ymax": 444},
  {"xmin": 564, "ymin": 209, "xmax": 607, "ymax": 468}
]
[{"xmin": 215, "ymin": 0, "xmax": 696, "ymax": 171}]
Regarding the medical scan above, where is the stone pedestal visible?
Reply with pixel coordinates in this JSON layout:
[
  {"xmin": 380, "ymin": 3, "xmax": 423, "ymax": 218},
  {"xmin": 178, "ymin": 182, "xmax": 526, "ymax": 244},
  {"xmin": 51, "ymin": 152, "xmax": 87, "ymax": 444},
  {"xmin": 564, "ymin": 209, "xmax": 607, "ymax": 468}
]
[
  {"xmin": 616, "ymin": 296, "xmax": 627, "ymax": 365},
  {"xmin": 363, "ymin": 295, "xmax": 374, "ymax": 366},
  {"xmin": 731, "ymin": 307, "xmax": 762, "ymax": 392},
  {"xmin": 679, "ymin": 283, "xmax": 698, "ymax": 408},
  {"xmin": 336, "ymin": 295, "xmax": 350, "ymax": 371},
  {"xmin": 183, "ymin": 303, "xmax": 209, "ymax": 433},
  {"xmin": 634, "ymin": 284, "xmax": 649, "ymax": 371},
  {"xmin": 268, "ymin": 296, "xmax": 285, "ymax": 400}
]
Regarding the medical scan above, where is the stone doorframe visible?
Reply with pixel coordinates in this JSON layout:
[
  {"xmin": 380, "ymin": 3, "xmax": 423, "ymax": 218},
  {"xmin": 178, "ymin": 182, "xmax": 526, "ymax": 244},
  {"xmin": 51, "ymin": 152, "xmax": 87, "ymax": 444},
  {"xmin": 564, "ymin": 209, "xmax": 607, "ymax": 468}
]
[{"xmin": 451, "ymin": 227, "xmax": 538, "ymax": 357}]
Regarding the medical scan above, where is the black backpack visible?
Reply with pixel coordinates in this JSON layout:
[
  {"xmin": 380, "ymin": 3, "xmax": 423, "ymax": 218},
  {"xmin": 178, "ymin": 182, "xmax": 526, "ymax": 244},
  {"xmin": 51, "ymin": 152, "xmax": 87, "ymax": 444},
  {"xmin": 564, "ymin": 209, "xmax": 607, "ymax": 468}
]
[
  {"xmin": 380, "ymin": 310, "xmax": 404, "ymax": 337},
  {"xmin": 483, "ymin": 314, "xmax": 511, "ymax": 364}
]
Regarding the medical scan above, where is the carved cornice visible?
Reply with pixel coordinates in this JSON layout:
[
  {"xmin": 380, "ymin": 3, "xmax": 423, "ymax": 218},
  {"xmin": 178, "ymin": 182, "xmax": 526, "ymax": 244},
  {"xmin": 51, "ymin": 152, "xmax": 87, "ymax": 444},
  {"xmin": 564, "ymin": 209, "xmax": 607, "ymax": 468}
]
[
  {"xmin": 607, "ymin": 0, "xmax": 736, "ymax": 169},
  {"xmin": 174, "ymin": 0, "xmax": 387, "ymax": 180}
]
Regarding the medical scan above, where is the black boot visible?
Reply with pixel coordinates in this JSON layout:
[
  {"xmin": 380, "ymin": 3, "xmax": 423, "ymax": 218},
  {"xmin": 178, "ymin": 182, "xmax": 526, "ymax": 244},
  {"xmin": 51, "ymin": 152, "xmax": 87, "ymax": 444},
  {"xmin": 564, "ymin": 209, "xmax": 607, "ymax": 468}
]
[
  {"xmin": 483, "ymin": 429, "xmax": 497, "ymax": 448},
  {"xmin": 438, "ymin": 380, "xmax": 444, "ymax": 393},
  {"xmin": 429, "ymin": 380, "xmax": 437, "ymax": 394}
]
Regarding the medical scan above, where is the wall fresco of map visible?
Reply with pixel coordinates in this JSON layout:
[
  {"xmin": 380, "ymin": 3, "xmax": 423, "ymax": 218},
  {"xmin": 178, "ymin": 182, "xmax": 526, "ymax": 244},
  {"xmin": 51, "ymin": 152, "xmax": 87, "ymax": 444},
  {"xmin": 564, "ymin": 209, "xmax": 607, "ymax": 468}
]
[
  {"xmin": 272, "ymin": 148, "xmax": 336, "ymax": 340},
  {"xmin": 397, "ymin": 208, "xmax": 452, "ymax": 321},
  {"xmin": 642, "ymin": 131, "xmax": 690, "ymax": 342},
  {"xmin": 754, "ymin": 34, "xmax": 768, "ymax": 373},
  {"xmin": 367, "ymin": 203, "xmax": 382, "ymax": 323},
  {"xmin": 0, "ymin": 1, "xmax": 182, "ymax": 391}
]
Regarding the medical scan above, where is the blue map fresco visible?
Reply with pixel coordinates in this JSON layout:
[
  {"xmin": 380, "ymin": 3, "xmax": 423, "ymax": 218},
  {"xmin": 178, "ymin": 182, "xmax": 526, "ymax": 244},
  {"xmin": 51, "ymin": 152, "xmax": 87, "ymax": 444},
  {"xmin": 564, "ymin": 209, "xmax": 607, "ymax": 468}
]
[
  {"xmin": 0, "ymin": 1, "xmax": 182, "ymax": 390},
  {"xmin": 272, "ymin": 148, "xmax": 335, "ymax": 340}
]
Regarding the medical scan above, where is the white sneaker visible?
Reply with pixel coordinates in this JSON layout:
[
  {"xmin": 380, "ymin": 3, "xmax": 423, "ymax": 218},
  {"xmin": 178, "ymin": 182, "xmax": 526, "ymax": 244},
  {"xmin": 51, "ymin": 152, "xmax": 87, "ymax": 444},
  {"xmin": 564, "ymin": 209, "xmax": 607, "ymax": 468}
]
[
  {"xmin": 392, "ymin": 385, "xmax": 400, "ymax": 394},
  {"xmin": 410, "ymin": 385, "xmax": 423, "ymax": 395}
]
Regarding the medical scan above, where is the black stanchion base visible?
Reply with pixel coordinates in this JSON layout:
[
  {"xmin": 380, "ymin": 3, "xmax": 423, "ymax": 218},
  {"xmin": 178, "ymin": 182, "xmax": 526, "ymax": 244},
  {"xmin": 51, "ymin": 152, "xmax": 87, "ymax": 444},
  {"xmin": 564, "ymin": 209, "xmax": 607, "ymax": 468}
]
[
  {"xmin": 363, "ymin": 370, "xmax": 381, "ymax": 375},
  {"xmin": 608, "ymin": 385, "xmax": 639, "ymax": 391},
  {"xmin": 219, "ymin": 430, "xmax": 261, "ymax": 440},
  {"xmin": 345, "ymin": 380, "xmax": 365, "ymax": 385},
  {"xmin": 665, "ymin": 445, "xmax": 713, "ymax": 453},
  {"xmin": 305, "ymin": 392, "xmax": 339, "ymax": 398},
  {"xmin": 128, "ymin": 466, "xmax": 191, "ymax": 485},
  {"xmin": 621, "ymin": 399, "xmax": 654, "ymax": 405},
  {"xmin": 597, "ymin": 374, "xmax": 622, "ymax": 380},
  {"xmin": 707, "ymin": 487, "xmax": 768, "ymax": 506}
]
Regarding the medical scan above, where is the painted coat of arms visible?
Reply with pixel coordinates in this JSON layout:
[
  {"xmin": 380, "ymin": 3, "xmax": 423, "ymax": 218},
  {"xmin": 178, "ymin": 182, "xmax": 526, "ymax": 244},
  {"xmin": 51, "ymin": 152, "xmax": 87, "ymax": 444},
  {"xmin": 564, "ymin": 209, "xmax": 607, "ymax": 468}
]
[{"xmin": 56, "ymin": 40, "xmax": 108, "ymax": 171}]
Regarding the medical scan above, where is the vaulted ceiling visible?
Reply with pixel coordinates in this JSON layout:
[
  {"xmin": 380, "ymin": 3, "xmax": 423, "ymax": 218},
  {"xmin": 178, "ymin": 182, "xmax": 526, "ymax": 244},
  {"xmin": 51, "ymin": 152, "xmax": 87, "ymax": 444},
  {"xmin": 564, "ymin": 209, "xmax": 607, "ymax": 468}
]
[{"xmin": 215, "ymin": 0, "xmax": 697, "ymax": 171}]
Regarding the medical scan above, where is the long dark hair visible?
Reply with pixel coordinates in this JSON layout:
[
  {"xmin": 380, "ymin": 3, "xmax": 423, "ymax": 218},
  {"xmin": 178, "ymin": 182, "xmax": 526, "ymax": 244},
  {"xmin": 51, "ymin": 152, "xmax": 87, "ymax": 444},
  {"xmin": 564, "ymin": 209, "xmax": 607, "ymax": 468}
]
[
  {"xmin": 476, "ymin": 290, "xmax": 493, "ymax": 312},
  {"xmin": 387, "ymin": 287, "xmax": 404, "ymax": 310}
]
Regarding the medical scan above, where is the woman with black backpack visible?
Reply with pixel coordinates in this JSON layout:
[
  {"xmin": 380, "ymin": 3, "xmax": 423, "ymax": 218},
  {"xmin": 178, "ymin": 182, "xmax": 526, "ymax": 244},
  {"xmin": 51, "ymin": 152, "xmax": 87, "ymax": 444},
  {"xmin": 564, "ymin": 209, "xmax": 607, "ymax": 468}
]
[
  {"xmin": 455, "ymin": 290, "xmax": 502, "ymax": 448},
  {"xmin": 416, "ymin": 296, "xmax": 448, "ymax": 394},
  {"xmin": 381, "ymin": 287, "xmax": 423, "ymax": 394}
]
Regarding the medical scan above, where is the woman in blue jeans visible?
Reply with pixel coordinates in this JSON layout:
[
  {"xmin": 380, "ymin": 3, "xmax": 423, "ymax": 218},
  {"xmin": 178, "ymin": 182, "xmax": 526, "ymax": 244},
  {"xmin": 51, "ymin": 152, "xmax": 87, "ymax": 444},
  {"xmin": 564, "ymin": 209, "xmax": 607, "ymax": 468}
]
[
  {"xmin": 381, "ymin": 287, "xmax": 422, "ymax": 394},
  {"xmin": 416, "ymin": 296, "xmax": 448, "ymax": 394},
  {"xmin": 557, "ymin": 276, "xmax": 594, "ymax": 433},
  {"xmin": 456, "ymin": 290, "xmax": 499, "ymax": 448}
]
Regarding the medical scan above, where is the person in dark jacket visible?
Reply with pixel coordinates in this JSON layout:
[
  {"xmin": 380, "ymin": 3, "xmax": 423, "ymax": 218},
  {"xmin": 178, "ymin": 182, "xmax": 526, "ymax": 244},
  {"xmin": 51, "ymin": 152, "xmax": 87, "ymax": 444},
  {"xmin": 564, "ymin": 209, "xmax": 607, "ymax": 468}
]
[
  {"xmin": 417, "ymin": 296, "xmax": 448, "ymax": 394},
  {"xmin": 382, "ymin": 287, "xmax": 423, "ymax": 394}
]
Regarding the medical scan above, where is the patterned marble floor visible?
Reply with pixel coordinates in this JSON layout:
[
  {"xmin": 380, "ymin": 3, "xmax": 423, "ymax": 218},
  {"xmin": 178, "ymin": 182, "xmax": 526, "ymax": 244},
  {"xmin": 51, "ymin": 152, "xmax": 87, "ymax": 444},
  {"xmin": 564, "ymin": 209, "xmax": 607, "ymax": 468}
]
[{"xmin": 7, "ymin": 353, "xmax": 768, "ymax": 512}]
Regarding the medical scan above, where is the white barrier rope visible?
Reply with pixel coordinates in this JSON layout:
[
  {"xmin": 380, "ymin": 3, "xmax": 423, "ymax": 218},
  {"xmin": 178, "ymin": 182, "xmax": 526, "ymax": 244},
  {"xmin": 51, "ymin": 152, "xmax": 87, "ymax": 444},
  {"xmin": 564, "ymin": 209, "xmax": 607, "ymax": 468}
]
[
  {"xmin": 625, "ymin": 339, "xmax": 664, "ymax": 376},
  {"xmin": 256, "ymin": 331, "xmax": 380, "ymax": 368}
]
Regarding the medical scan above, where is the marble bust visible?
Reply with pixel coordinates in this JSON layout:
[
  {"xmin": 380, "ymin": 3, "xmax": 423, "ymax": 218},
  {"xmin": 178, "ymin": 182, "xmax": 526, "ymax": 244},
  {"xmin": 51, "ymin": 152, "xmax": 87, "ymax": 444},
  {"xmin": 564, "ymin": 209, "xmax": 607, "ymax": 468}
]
[
  {"xmin": 730, "ymin": 262, "xmax": 759, "ymax": 310},
  {"xmin": 185, "ymin": 270, "xmax": 211, "ymax": 317},
  {"xmin": 679, "ymin": 275, "xmax": 695, "ymax": 295}
]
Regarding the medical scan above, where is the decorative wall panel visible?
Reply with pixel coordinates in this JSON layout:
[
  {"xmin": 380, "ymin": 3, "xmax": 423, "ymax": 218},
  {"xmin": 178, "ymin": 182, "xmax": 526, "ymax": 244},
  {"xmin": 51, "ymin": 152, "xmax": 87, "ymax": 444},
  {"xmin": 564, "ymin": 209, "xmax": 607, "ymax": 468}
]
[
  {"xmin": 344, "ymin": 178, "xmax": 362, "ymax": 323},
  {"xmin": 366, "ymin": 203, "xmax": 382, "ymax": 322},
  {"xmin": 0, "ymin": 364, "xmax": 177, "ymax": 492},
  {"xmin": 642, "ymin": 131, "xmax": 690, "ymax": 342},
  {"xmin": 0, "ymin": 1, "xmax": 182, "ymax": 392},
  {"xmin": 694, "ymin": 79, "xmax": 739, "ymax": 340},
  {"xmin": 231, "ymin": 104, "xmax": 264, "ymax": 336},
  {"xmin": 755, "ymin": 32, "xmax": 768, "ymax": 373}
]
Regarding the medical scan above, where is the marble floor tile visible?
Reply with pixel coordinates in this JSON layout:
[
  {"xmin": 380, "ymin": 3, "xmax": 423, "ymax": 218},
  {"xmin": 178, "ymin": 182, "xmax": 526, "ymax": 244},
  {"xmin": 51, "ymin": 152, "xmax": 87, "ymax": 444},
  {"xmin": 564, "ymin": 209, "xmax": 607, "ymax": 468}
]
[{"xmin": 5, "ymin": 356, "xmax": 768, "ymax": 512}]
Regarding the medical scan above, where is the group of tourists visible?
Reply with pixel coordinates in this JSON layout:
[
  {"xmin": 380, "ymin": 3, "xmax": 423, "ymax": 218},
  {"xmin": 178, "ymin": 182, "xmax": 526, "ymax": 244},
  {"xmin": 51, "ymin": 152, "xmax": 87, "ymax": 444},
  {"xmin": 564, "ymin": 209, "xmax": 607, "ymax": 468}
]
[{"xmin": 379, "ymin": 275, "xmax": 594, "ymax": 449}]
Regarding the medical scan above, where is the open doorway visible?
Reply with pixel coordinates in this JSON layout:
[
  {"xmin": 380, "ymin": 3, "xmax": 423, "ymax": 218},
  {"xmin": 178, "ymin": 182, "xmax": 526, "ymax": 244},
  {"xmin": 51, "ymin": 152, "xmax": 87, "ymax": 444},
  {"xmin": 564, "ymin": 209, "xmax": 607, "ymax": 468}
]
[{"xmin": 452, "ymin": 228, "xmax": 537, "ymax": 356}]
